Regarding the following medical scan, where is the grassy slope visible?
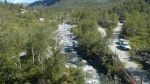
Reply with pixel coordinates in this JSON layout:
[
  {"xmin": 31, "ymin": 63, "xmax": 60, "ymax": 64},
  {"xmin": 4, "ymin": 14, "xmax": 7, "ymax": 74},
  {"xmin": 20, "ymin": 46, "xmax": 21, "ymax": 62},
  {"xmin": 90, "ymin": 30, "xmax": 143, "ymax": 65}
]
[{"xmin": 47, "ymin": 0, "xmax": 125, "ymax": 10}]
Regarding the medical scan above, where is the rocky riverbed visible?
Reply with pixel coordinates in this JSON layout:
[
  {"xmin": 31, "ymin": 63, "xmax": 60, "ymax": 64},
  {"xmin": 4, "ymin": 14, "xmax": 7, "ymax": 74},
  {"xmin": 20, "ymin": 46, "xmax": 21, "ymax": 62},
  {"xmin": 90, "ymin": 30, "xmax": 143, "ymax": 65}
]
[{"xmin": 56, "ymin": 22, "xmax": 101, "ymax": 84}]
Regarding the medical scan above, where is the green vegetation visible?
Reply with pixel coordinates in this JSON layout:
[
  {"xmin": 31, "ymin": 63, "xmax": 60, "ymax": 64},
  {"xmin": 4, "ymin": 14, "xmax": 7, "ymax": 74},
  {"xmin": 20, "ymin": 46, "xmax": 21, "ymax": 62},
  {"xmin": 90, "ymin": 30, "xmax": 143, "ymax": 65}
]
[
  {"xmin": 49, "ymin": 0, "xmax": 125, "ymax": 10},
  {"xmin": 0, "ymin": 0, "xmax": 150, "ymax": 83},
  {"xmin": 70, "ymin": 7, "xmax": 130, "ymax": 84},
  {"xmin": 0, "ymin": 2, "xmax": 84, "ymax": 83},
  {"xmin": 109, "ymin": 0, "xmax": 150, "ymax": 73},
  {"xmin": 70, "ymin": 8, "xmax": 119, "ymax": 28},
  {"xmin": 118, "ymin": 0, "xmax": 150, "ymax": 52},
  {"xmin": 68, "ymin": 0, "xmax": 150, "ymax": 83},
  {"xmin": 116, "ymin": 0, "xmax": 150, "ymax": 68}
]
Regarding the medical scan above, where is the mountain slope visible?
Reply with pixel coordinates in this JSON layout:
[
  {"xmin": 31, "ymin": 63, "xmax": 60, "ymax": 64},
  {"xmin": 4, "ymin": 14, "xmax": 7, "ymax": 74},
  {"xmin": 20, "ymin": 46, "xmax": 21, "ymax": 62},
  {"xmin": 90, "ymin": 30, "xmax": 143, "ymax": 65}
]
[
  {"xmin": 29, "ymin": 0, "xmax": 125, "ymax": 8},
  {"xmin": 29, "ymin": 0, "xmax": 61, "ymax": 6}
]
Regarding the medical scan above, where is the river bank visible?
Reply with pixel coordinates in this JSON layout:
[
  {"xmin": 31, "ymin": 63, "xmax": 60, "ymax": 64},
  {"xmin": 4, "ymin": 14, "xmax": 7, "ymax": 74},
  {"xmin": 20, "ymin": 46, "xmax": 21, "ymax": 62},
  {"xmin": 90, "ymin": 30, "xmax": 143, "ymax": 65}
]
[{"xmin": 56, "ymin": 22, "xmax": 101, "ymax": 84}]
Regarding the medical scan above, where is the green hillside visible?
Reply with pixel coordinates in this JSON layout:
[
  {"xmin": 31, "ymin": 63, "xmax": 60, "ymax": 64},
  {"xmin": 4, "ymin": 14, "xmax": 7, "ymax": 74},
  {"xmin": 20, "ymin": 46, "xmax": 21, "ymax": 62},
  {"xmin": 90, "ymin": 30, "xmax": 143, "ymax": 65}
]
[
  {"xmin": 30, "ymin": 0, "xmax": 125, "ymax": 10},
  {"xmin": 0, "ymin": 0, "xmax": 150, "ymax": 83},
  {"xmin": 50, "ymin": 0, "xmax": 125, "ymax": 9}
]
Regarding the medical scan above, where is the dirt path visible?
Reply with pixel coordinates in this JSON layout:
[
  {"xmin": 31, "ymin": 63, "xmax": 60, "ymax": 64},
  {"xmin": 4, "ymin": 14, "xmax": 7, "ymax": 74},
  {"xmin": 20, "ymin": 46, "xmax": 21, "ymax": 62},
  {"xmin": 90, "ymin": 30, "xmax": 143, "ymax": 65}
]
[
  {"xmin": 111, "ymin": 22, "xmax": 150, "ymax": 84},
  {"xmin": 99, "ymin": 22, "xmax": 150, "ymax": 84},
  {"xmin": 98, "ymin": 26, "xmax": 106, "ymax": 37},
  {"xmin": 109, "ymin": 22, "xmax": 139, "ymax": 69}
]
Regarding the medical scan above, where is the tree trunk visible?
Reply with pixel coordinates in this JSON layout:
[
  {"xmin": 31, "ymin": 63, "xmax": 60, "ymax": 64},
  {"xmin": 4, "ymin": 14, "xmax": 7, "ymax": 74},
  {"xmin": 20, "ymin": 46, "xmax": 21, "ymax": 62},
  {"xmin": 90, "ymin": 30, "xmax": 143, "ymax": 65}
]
[
  {"xmin": 32, "ymin": 46, "xmax": 35, "ymax": 64},
  {"xmin": 30, "ymin": 30, "xmax": 35, "ymax": 64},
  {"xmin": 38, "ymin": 53, "xmax": 41, "ymax": 63},
  {"xmin": 38, "ymin": 53, "xmax": 44, "ymax": 69}
]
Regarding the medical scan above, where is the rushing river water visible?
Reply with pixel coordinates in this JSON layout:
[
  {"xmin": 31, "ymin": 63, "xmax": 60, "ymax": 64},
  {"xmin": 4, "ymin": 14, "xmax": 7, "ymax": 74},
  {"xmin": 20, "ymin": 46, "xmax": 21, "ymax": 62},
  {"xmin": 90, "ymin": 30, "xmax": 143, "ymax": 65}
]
[{"xmin": 56, "ymin": 22, "xmax": 101, "ymax": 84}]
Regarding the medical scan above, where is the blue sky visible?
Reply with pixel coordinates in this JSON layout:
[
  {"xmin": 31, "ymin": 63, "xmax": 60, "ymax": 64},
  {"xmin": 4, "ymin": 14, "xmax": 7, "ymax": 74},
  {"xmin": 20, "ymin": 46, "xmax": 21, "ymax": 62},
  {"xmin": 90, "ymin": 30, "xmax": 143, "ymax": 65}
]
[{"xmin": 5, "ymin": 0, "xmax": 38, "ymax": 3}]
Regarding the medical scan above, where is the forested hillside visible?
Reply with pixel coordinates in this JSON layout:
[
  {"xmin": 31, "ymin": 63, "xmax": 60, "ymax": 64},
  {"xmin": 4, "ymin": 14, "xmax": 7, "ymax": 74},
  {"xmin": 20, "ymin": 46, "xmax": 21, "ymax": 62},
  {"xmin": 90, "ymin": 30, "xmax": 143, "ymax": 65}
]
[
  {"xmin": 0, "ymin": 0, "xmax": 150, "ymax": 83},
  {"xmin": 116, "ymin": 0, "xmax": 150, "ymax": 51},
  {"xmin": 0, "ymin": 2, "xmax": 84, "ymax": 83},
  {"xmin": 69, "ymin": 7, "xmax": 130, "ymax": 84},
  {"xmin": 29, "ymin": 0, "xmax": 61, "ymax": 6},
  {"xmin": 29, "ymin": 0, "xmax": 125, "ymax": 9},
  {"xmin": 105, "ymin": 0, "xmax": 150, "ymax": 67},
  {"xmin": 115, "ymin": 0, "xmax": 150, "ymax": 71},
  {"xmin": 68, "ymin": 0, "xmax": 150, "ymax": 83}
]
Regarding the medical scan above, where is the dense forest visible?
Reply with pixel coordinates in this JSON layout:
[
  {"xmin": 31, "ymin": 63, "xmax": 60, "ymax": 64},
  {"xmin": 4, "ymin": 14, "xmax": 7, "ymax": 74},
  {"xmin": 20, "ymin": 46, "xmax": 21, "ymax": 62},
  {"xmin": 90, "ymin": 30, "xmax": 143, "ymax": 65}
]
[
  {"xmin": 68, "ymin": 0, "xmax": 150, "ymax": 83},
  {"xmin": 0, "ymin": 2, "xmax": 85, "ymax": 83},
  {"xmin": 121, "ymin": 0, "xmax": 150, "ymax": 72},
  {"xmin": 111, "ymin": 0, "xmax": 150, "ymax": 69},
  {"xmin": 0, "ymin": 0, "xmax": 150, "ymax": 83},
  {"xmin": 70, "ymin": 7, "xmax": 130, "ymax": 84}
]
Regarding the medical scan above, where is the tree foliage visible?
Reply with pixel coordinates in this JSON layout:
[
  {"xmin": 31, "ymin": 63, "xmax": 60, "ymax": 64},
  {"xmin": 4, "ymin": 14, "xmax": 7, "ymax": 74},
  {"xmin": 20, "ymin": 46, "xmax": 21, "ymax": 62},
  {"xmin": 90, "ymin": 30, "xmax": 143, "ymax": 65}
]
[{"xmin": 0, "ymin": 3, "xmax": 84, "ymax": 84}]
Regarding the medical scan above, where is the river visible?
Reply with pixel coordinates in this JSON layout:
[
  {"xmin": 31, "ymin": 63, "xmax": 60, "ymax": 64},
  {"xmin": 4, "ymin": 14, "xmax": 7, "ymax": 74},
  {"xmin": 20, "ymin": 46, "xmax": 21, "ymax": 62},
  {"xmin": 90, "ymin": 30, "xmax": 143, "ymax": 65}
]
[{"xmin": 55, "ymin": 22, "xmax": 101, "ymax": 84}]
